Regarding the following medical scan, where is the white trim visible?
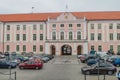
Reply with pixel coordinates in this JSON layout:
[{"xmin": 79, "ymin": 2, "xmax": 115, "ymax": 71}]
[
  {"xmin": 84, "ymin": 19, "xmax": 87, "ymax": 40},
  {"xmin": 114, "ymin": 23, "xmax": 117, "ymax": 41}
]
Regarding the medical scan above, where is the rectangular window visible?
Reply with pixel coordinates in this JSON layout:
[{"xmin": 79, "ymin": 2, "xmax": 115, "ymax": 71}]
[
  {"xmin": 16, "ymin": 25, "xmax": 20, "ymax": 30},
  {"xmin": 98, "ymin": 24, "xmax": 101, "ymax": 29},
  {"xmin": 109, "ymin": 23, "xmax": 113, "ymax": 29},
  {"xmin": 6, "ymin": 45, "xmax": 10, "ymax": 52},
  {"xmin": 33, "ymin": 24, "xmax": 37, "ymax": 30},
  {"xmin": 7, "ymin": 25, "xmax": 10, "ymax": 30},
  {"xmin": 98, "ymin": 45, "xmax": 102, "ymax": 52},
  {"xmin": 91, "ymin": 45, "xmax": 94, "ymax": 50},
  {"xmin": 6, "ymin": 34, "xmax": 10, "ymax": 41},
  {"xmin": 118, "ymin": 45, "xmax": 120, "ymax": 51},
  {"xmin": 60, "ymin": 24, "xmax": 64, "ymax": 27},
  {"xmin": 23, "ymin": 25, "xmax": 26, "ymax": 30},
  {"xmin": 109, "ymin": 33, "xmax": 113, "ymax": 40},
  {"xmin": 23, "ymin": 34, "xmax": 26, "ymax": 41},
  {"xmin": 40, "ymin": 34, "xmax": 43, "ymax": 40},
  {"xmin": 16, "ymin": 45, "xmax": 19, "ymax": 51},
  {"xmin": 40, "ymin": 45, "xmax": 43, "ymax": 52},
  {"xmin": 117, "ymin": 33, "xmax": 120, "ymax": 40},
  {"xmin": 98, "ymin": 33, "xmax": 102, "ymax": 40},
  {"xmin": 69, "ymin": 24, "xmax": 72, "ymax": 27},
  {"xmin": 91, "ymin": 24, "xmax": 94, "ymax": 29},
  {"xmin": 117, "ymin": 24, "xmax": 120, "ymax": 29},
  {"xmin": 33, "ymin": 34, "xmax": 36, "ymax": 40},
  {"xmin": 23, "ymin": 45, "xmax": 26, "ymax": 52},
  {"xmin": 16, "ymin": 34, "xmax": 20, "ymax": 41},
  {"xmin": 33, "ymin": 45, "xmax": 36, "ymax": 52},
  {"xmin": 110, "ymin": 45, "xmax": 113, "ymax": 50},
  {"xmin": 40, "ymin": 24, "xmax": 43, "ymax": 30},
  {"xmin": 52, "ymin": 24, "xmax": 56, "ymax": 28},
  {"xmin": 91, "ymin": 33, "xmax": 94, "ymax": 40},
  {"xmin": 77, "ymin": 24, "xmax": 81, "ymax": 27}
]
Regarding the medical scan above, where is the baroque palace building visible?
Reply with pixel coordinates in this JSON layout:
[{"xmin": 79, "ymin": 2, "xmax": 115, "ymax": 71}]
[{"xmin": 0, "ymin": 11, "xmax": 120, "ymax": 55}]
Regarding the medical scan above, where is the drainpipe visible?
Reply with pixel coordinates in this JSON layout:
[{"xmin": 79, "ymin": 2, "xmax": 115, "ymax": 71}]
[{"xmin": 2, "ymin": 22, "xmax": 5, "ymax": 54}]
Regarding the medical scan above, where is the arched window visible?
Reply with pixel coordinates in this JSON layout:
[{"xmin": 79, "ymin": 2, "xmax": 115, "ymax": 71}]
[
  {"xmin": 69, "ymin": 32, "xmax": 73, "ymax": 40},
  {"xmin": 77, "ymin": 31, "xmax": 81, "ymax": 40},
  {"xmin": 60, "ymin": 32, "xmax": 64, "ymax": 40},
  {"xmin": 52, "ymin": 32, "xmax": 56, "ymax": 40}
]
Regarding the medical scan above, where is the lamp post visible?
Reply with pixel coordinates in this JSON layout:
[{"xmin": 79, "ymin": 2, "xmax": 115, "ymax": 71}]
[{"xmin": 97, "ymin": 52, "xmax": 100, "ymax": 80}]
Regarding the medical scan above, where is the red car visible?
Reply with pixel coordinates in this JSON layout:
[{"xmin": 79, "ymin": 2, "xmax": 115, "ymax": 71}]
[{"xmin": 19, "ymin": 60, "xmax": 43, "ymax": 69}]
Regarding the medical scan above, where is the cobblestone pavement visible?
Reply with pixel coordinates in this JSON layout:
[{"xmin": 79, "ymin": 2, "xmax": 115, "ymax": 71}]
[{"xmin": 0, "ymin": 56, "xmax": 118, "ymax": 80}]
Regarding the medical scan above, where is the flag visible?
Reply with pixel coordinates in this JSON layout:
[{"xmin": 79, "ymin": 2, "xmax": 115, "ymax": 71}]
[
  {"xmin": 32, "ymin": 7, "xmax": 34, "ymax": 9},
  {"xmin": 66, "ymin": 4, "xmax": 68, "ymax": 10}
]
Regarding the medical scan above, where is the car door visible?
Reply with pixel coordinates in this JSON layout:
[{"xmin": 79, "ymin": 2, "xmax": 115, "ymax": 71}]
[
  {"xmin": 25, "ymin": 61, "xmax": 34, "ymax": 69},
  {"xmin": 30, "ymin": 61, "xmax": 36, "ymax": 68},
  {"xmin": 24, "ymin": 61, "xmax": 31, "ymax": 68},
  {"xmin": 99, "ymin": 64, "xmax": 105, "ymax": 74},
  {"xmin": 91, "ymin": 65, "xmax": 99, "ymax": 74}
]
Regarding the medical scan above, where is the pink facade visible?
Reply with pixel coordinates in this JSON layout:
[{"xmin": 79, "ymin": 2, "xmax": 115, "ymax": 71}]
[{"xmin": 0, "ymin": 12, "xmax": 120, "ymax": 55}]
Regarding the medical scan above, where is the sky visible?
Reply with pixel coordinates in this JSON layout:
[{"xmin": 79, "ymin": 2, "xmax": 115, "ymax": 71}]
[{"xmin": 0, "ymin": 0, "xmax": 120, "ymax": 14}]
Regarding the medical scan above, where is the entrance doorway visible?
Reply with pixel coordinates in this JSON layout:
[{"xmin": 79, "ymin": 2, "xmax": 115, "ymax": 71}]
[
  {"xmin": 51, "ymin": 45, "xmax": 56, "ymax": 55},
  {"xmin": 77, "ymin": 45, "xmax": 82, "ymax": 55},
  {"xmin": 61, "ymin": 45, "xmax": 72, "ymax": 55}
]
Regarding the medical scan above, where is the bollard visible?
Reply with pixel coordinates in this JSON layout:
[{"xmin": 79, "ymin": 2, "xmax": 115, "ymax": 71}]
[
  {"xmin": 103, "ymin": 73, "xmax": 105, "ymax": 80},
  {"xmin": 15, "ymin": 71, "xmax": 16, "ymax": 80},
  {"xmin": 84, "ymin": 73, "xmax": 86, "ymax": 80}
]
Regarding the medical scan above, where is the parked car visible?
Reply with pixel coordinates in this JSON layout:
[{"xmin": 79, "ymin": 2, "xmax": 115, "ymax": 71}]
[
  {"xmin": 83, "ymin": 55, "xmax": 98, "ymax": 63},
  {"xmin": 106, "ymin": 55, "xmax": 120, "ymax": 63},
  {"xmin": 81, "ymin": 62, "xmax": 117, "ymax": 75},
  {"xmin": 21, "ymin": 52, "xmax": 34, "ymax": 58},
  {"xmin": 0, "ymin": 54, "xmax": 5, "ymax": 59},
  {"xmin": 39, "ymin": 55, "xmax": 50, "ymax": 63},
  {"xmin": 78, "ymin": 54, "xmax": 88, "ymax": 63},
  {"xmin": 106, "ymin": 50, "xmax": 115, "ymax": 55},
  {"xmin": 87, "ymin": 59, "xmax": 105, "ymax": 66},
  {"xmin": 117, "ymin": 50, "xmax": 120, "ymax": 55},
  {"xmin": 87, "ymin": 59, "xmax": 98, "ymax": 66},
  {"xmin": 0, "ymin": 60, "xmax": 17, "ymax": 68},
  {"xmin": 112, "ymin": 57, "xmax": 120, "ymax": 66},
  {"xmin": 19, "ymin": 60, "xmax": 43, "ymax": 69}
]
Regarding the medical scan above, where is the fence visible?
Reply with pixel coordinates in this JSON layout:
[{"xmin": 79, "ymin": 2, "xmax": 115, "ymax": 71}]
[
  {"xmin": 83, "ymin": 74, "xmax": 116, "ymax": 80},
  {"xmin": 0, "ymin": 71, "xmax": 16, "ymax": 80}
]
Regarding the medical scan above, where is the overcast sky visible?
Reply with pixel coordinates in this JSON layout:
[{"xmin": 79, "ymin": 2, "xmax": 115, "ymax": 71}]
[{"xmin": 0, "ymin": 0, "xmax": 120, "ymax": 14}]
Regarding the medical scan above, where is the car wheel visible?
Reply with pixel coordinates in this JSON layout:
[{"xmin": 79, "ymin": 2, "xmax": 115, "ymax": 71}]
[
  {"xmin": 108, "ymin": 71, "xmax": 113, "ymax": 75},
  {"xmin": 35, "ymin": 67, "xmax": 39, "ymax": 70},
  {"xmin": 85, "ymin": 71, "xmax": 90, "ymax": 75}
]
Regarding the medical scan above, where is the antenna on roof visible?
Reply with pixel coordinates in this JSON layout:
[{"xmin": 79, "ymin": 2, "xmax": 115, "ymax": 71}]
[{"xmin": 31, "ymin": 7, "xmax": 34, "ymax": 13}]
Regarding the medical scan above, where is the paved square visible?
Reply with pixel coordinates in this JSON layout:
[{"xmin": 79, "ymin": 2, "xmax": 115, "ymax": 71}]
[{"xmin": 0, "ymin": 56, "xmax": 118, "ymax": 80}]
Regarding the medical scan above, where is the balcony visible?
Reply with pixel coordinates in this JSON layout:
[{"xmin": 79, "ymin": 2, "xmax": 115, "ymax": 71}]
[{"xmin": 45, "ymin": 39, "xmax": 88, "ymax": 43}]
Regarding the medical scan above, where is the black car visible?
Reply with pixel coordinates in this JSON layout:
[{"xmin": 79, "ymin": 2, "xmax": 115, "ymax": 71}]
[
  {"xmin": 81, "ymin": 62, "xmax": 117, "ymax": 75},
  {"xmin": 0, "ymin": 60, "xmax": 17, "ymax": 68}
]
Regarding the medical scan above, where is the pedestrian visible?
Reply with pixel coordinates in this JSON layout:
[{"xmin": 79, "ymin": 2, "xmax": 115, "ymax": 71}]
[{"xmin": 116, "ymin": 70, "xmax": 120, "ymax": 80}]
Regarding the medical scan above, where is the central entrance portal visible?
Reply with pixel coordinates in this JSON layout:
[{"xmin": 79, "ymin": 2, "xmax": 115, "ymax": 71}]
[{"xmin": 61, "ymin": 45, "xmax": 72, "ymax": 55}]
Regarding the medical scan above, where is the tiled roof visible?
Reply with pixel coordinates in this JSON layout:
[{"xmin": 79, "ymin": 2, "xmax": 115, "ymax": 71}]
[{"xmin": 0, "ymin": 11, "xmax": 120, "ymax": 22}]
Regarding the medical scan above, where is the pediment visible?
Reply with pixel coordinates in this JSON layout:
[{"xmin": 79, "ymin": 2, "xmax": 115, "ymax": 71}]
[{"xmin": 56, "ymin": 12, "xmax": 76, "ymax": 21}]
